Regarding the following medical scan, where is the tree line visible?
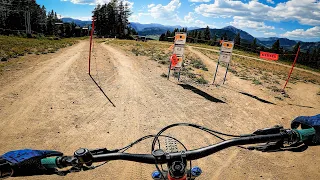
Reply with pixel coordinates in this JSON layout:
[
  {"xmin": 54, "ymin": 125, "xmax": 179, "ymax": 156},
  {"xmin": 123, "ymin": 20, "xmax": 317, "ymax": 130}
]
[
  {"xmin": 92, "ymin": 0, "xmax": 136, "ymax": 38},
  {"xmin": 1, "ymin": 0, "xmax": 91, "ymax": 37},
  {"xmin": 159, "ymin": 28, "xmax": 188, "ymax": 41}
]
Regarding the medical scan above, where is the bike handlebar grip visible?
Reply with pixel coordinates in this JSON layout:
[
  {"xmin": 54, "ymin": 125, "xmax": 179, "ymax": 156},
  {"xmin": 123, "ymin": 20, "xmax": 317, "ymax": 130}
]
[
  {"xmin": 41, "ymin": 157, "xmax": 58, "ymax": 169},
  {"xmin": 294, "ymin": 128, "xmax": 316, "ymax": 142}
]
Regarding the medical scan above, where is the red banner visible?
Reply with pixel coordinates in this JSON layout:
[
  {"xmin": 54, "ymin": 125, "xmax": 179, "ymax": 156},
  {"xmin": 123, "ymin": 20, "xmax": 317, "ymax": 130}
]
[{"xmin": 260, "ymin": 51, "xmax": 279, "ymax": 61}]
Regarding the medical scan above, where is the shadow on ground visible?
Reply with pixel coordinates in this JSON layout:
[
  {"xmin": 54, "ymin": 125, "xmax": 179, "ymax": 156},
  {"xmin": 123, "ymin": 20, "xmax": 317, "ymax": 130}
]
[
  {"xmin": 239, "ymin": 92, "xmax": 275, "ymax": 105},
  {"xmin": 90, "ymin": 75, "xmax": 116, "ymax": 107},
  {"xmin": 178, "ymin": 84, "xmax": 225, "ymax": 103}
]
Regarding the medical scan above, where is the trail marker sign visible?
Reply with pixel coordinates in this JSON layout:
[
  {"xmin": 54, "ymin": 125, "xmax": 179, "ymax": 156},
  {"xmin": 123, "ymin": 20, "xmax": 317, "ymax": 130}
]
[
  {"xmin": 173, "ymin": 46, "xmax": 184, "ymax": 56},
  {"xmin": 213, "ymin": 41, "xmax": 234, "ymax": 84},
  {"xmin": 175, "ymin": 33, "xmax": 187, "ymax": 45},
  {"xmin": 167, "ymin": 32, "xmax": 187, "ymax": 80},
  {"xmin": 219, "ymin": 42, "xmax": 234, "ymax": 63}
]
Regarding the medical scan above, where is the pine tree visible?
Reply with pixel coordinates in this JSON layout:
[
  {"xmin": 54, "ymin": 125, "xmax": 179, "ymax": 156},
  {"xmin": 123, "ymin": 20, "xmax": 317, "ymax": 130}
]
[
  {"xmin": 204, "ymin": 26, "xmax": 211, "ymax": 40},
  {"xmin": 159, "ymin": 33, "xmax": 165, "ymax": 41},
  {"xmin": 222, "ymin": 32, "xmax": 228, "ymax": 40},
  {"xmin": 293, "ymin": 42, "xmax": 300, "ymax": 53},
  {"xmin": 213, "ymin": 33, "xmax": 217, "ymax": 42},
  {"xmin": 234, "ymin": 32, "xmax": 240, "ymax": 46},
  {"xmin": 251, "ymin": 38, "xmax": 257, "ymax": 50},
  {"xmin": 271, "ymin": 39, "xmax": 280, "ymax": 53},
  {"xmin": 194, "ymin": 30, "xmax": 198, "ymax": 38},
  {"xmin": 197, "ymin": 31, "xmax": 203, "ymax": 40}
]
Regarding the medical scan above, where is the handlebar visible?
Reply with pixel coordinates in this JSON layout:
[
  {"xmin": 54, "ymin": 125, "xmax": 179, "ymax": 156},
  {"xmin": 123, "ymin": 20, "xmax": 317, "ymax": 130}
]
[{"xmin": 41, "ymin": 128, "xmax": 316, "ymax": 169}]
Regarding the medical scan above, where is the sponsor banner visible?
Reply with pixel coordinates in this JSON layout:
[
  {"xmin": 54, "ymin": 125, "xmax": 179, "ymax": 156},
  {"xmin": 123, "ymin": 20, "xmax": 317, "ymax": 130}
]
[{"xmin": 260, "ymin": 51, "xmax": 279, "ymax": 61}]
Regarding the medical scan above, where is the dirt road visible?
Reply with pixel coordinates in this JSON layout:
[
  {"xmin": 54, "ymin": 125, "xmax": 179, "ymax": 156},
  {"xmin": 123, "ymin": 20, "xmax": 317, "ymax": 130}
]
[{"xmin": 0, "ymin": 39, "xmax": 319, "ymax": 180}]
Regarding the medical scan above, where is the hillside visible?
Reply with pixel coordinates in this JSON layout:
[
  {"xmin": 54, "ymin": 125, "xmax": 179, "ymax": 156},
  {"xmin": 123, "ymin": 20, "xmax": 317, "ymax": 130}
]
[
  {"xmin": 257, "ymin": 37, "xmax": 297, "ymax": 49},
  {"xmin": 222, "ymin": 26, "xmax": 255, "ymax": 42},
  {"xmin": 61, "ymin": 18, "xmax": 91, "ymax": 27}
]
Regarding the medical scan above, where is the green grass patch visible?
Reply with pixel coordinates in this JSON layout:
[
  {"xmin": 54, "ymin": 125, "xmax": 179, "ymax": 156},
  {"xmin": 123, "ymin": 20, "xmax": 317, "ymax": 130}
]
[
  {"xmin": 195, "ymin": 76, "xmax": 208, "ymax": 84},
  {"xmin": 189, "ymin": 58, "xmax": 208, "ymax": 71},
  {"xmin": 0, "ymin": 35, "xmax": 80, "ymax": 61},
  {"xmin": 252, "ymin": 78, "xmax": 262, "ymax": 85}
]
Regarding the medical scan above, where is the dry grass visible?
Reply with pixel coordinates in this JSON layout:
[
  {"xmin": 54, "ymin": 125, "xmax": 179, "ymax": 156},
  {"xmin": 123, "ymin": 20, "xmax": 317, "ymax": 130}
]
[
  {"xmin": 198, "ymin": 49, "xmax": 320, "ymax": 85},
  {"xmin": 0, "ymin": 36, "xmax": 83, "ymax": 61}
]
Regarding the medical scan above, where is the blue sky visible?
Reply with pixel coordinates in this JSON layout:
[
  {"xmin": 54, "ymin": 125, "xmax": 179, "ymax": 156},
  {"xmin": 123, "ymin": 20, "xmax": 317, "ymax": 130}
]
[{"xmin": 37, "ymin": 0, "xmax": 320, "ymax": 42}]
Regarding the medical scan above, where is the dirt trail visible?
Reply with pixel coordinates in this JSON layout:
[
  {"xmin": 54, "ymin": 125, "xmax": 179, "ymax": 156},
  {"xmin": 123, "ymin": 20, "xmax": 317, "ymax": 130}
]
[
  {"xmin": 0, "ymin": 39, "xmax": 319, "ymax": 180},
  {"xmin": 189, "ymin": 46, "xmax": 320, "ymax": 76}
]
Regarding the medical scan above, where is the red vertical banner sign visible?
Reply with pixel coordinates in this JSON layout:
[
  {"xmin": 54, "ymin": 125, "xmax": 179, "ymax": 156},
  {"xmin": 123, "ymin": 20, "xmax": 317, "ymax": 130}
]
[
  {"xmin": 283, "ymin": 46, "xmax": 300, "ymax": 91},
  {"xmin": 88, "ymin": 17, "xmax": 95, "ymax": 75}
]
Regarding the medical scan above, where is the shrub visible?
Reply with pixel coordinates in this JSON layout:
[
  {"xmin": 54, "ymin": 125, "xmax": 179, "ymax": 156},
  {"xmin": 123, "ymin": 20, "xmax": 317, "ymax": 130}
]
[{"xmin": 196, "ymin": 76, "xmax": 208, "ymax": 84}]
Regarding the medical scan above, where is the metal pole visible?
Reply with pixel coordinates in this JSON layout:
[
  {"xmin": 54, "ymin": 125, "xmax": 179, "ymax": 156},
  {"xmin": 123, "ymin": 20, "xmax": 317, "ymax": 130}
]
[
  {"xmin": 88, "ymin": 17, "xmax": 95, "ymax": 75},
  {"xmin": 212, "ymin": 60, "xmax": 220, "ymax": 84},
  {"xmin": 283, "ymin": 46, "xmax": 300, "ymax": 91},
  {"xmin": 223, "ymin": 63, "xmax": 230, "ymax": 84},
  {"xmin": 167, "ymin": 61, "xmax": 172, "ymax": 80}
]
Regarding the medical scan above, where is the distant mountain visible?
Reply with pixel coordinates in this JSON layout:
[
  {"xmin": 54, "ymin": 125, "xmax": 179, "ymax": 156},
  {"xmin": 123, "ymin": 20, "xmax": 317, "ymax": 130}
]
[
  {"xmin": 222, "ymin": 26, "xmax": 255, "ymax": 42},
  {"xmin": 61, "ymin": 18, "xmax": 91, "ymax": 27},
  {"xmin": 300, "ymin": 42, "xmax": 320, "ymax": 51},
  {"xmin": 258, "ymin": 37, "xmax": 298, "ymax": 49},
  {"xmin": 129, "ymin": 22, "xmax": 199, "ymax": 36},
  {"xmin": 137, "ymin": 27, "xmax": 171, "ymax": 36}
]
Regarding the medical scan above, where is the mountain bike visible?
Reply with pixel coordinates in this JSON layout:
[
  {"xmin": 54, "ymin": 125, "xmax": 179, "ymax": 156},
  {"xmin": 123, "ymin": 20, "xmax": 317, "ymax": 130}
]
[{"xmin": 40, "ymin": 123, "xmax": 315, "ymax": 180}]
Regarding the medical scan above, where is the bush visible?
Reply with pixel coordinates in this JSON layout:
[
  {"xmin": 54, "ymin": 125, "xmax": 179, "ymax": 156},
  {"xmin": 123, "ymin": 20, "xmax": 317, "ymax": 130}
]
[
  {"xmin": 196, "ymin": 76, "xmax": 208, "ymax": 84},
  {"xmin": 252, "ymin": 79, "xmax": 262, "ymax": 85},
  {"xmin": 190, "ymin": 58, "xmax": 208, "ymax": 71}
]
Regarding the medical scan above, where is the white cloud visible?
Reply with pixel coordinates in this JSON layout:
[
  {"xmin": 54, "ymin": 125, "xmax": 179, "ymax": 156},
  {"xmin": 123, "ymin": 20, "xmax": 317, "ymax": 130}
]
[
  {"xmin": 266, "ymin": 0, "xmax": 275, "ymax": 4},
  {"xmin": 190, "ymin": 3, "xmax": 196, "ymax": 6},
  {"xmin": 148, "ymin": 0, "xmax": 181, "ymax": 20},
  {"xmin": 264, "ymin": 32, "xmax": 277, "ymax": 36},
  {"xmin": 195, "ymin": 0, "xmax": 320, "ymax": 26},
  {"xmin": 184, "ymin": 12, "xmax": 195, "ymax": 23},
  {"xmin": 129, "ymin": 14, "xmax": 139, "ymax": 22},
  {"xmin": 189, "ymin": 0, "xmax": 211, "ymax": 2},
  {"xmin": 147, "ymin": 4, "xmax": 155, "ymax": 8},
  {"xmin": 230, "ymin": 17, "xmax": 275, "ymax": 32},
  {"xmin": 281, "ymin": 26, "xmax": 320, "ymax": 38}
]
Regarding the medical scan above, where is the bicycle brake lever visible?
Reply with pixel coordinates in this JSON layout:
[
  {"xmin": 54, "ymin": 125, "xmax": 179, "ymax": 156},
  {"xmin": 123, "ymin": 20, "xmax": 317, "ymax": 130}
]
[
  {"xmin": 253, "ymin": 125, "xmax": 283, "ymax": 135},
  {"xmin": 248, "ymin": 141, "xmax": 284, "ymax": 152}
]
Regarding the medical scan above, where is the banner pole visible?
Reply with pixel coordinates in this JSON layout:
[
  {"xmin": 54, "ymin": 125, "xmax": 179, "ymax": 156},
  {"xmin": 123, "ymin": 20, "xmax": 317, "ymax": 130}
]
[
  {"xmin": 283, "ymin": 46, "xmax": 300, "ymax": 91},
  {"xmin": 88, "ymin": 17, "xmax": 95, "ymax": 75}
]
